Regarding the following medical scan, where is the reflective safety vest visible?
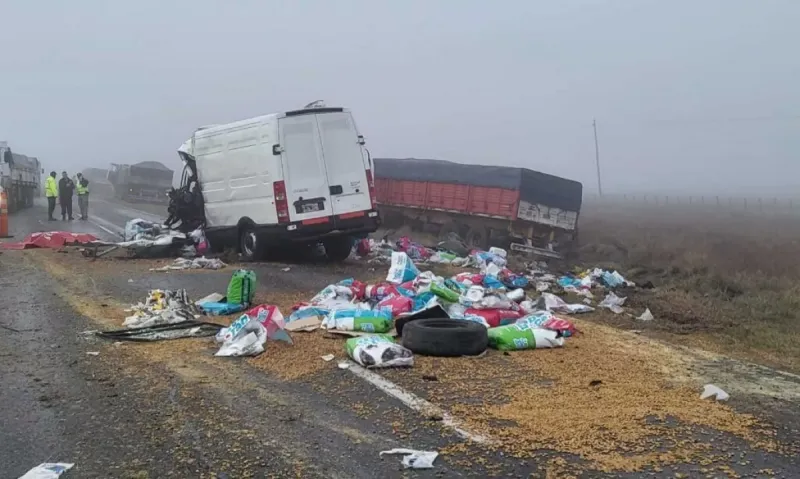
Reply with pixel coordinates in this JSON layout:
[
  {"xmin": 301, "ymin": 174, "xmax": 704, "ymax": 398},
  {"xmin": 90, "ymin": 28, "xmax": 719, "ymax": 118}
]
[
  {"xmin": 76, "ymin": 178, "xmax": 89, "ymax": 195},
  {"xmin": 45, "ymin": 176, "xmax": 58, "ymax": 197}
]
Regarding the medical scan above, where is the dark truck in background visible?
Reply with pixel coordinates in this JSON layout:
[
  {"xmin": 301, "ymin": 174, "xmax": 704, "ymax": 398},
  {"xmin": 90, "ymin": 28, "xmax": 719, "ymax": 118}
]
[
  {"xmin": 107, "ymin": 161, "xmax": 174, "ymax": 204},
  {"xmin": 373, "ymin": 158, "xmax": 583, "ymax": 258},
  {"xmin": 0, "ymin": 141, "xmax": 42, "ymax": 213}
]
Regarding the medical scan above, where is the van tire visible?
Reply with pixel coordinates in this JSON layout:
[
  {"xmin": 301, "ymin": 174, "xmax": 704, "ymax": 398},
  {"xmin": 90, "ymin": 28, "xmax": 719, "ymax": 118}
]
[
  {"xmin": 401, "ymin": 318, "xmax": 488, "ymax": 357},
  {"xmin": 239, "ymin": 225, "xmax": 263, "ymax": 261},
  {"xmin": 323, "ymin": 236, "xmax": 353, "ymax": 262}
]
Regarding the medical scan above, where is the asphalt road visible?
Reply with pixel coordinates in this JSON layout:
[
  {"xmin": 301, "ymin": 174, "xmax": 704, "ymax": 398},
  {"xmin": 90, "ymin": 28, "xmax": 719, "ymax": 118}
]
[
  {"xmin": 2, "ymin": 198, "xmax": 800, "ymax": 477},
  {"xmin": 0, "ymin": 200, "xmax": 508, "ymax": 478}
]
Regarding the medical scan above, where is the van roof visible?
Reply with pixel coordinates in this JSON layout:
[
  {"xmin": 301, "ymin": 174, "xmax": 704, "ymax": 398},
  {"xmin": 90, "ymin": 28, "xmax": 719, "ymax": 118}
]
[{"xmin": 193, "ymin": 107, "xmax": 348, "ymax": 138}]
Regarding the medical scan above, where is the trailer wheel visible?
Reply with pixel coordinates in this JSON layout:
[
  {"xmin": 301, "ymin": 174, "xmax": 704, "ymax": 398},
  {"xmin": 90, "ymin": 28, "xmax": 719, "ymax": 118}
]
[
  {"xmin": 465, "ymin": 226, "xmax": 488, "ymax": 250},
  {"xmin": 239, "ymin": 224, "xmax": 263, "ymax": 261},
  {"xmin": 323, "ymin": 236, "xmax": 354, "ymax": 262}
]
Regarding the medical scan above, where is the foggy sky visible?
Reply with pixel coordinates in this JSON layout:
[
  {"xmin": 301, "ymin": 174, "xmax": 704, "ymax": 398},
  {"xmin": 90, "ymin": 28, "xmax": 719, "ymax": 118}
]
[{"xmin": 1, "ymin": 0, "xmax": 797, "ymax": 196}]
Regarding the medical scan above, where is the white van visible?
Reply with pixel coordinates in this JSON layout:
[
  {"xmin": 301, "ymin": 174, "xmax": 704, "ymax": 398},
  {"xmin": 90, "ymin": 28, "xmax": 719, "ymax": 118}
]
[{"xmin": 176, "ymin": 106, "xmax": 381, "ymax": 261}]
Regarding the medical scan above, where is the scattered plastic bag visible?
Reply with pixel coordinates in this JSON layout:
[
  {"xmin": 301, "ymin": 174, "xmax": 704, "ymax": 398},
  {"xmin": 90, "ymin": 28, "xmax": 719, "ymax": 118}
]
[
  {"xmin": 377, "ymin": 294, "xmax": 413, "ymax": 318},
  {"xmin": 345, "ymin": 334, "xmax": 413, "ymax": 368},
  {"xmin": 380, "ymin": 448, "xmax": 438, "ymax": 469},
  {"xmin": 599, "ymin": 292, "xmax": 627, "ymax": 314},
  {"xmin": 18, "ymin": 463, "xmax": 74, "ymax": 479},
  {"xmin": 601, "ymin": 270, "xmax": 629, "ymax": 288},
  {"xmin": 701, "ymin": 384, "xmax": 730, "ymax": 401},
  {"xmin": 387, "ymin": 252, "xmax": 420, "ymax": 284},
  {"xmin": 537, "ymin": 293, "xmax": 594, "ymax": 314},
  {"xmin": 465, "ymin": 308, "xmax": 523, "ymax": 328},
  {"xmin": 323, "ymin": 308, "xmax": 393, "ymax": 333},
  {"xmin": 488, "ymin": 321, "xmax": 565, "ymax": 351},
  {"xmin": 198, "ymin": 302, "xmax": 246, "ymax": 316},
  {"xmin": 637, "ymin": 308, "xmax": 654, "ymax": 321},
  {"xmin": 517, "ymin": 312, "xmax": 578, "ymax": 337},
  {"xmin": 214, "ymin": 304, "xmax": 289, "ymax": 357}
]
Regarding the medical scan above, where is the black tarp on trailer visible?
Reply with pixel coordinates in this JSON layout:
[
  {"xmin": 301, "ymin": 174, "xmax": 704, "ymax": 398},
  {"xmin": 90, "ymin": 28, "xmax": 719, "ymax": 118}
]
[{"xmin": 373, "ymin": 158, "xmax": 583, "ymax": 212}]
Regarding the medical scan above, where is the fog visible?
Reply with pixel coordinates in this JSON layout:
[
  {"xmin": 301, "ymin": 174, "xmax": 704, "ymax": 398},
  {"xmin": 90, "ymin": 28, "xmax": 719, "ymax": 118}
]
[{"xmin": 1, "ymin": 0, "xmax": 797, "ymax": 196}]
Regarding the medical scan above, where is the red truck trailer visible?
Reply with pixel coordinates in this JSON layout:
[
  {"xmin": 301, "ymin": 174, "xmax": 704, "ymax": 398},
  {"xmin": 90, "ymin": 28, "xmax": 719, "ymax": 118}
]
[{"xmin": 373, "ymin": 158, "xmax": 583, "ymax": 256}]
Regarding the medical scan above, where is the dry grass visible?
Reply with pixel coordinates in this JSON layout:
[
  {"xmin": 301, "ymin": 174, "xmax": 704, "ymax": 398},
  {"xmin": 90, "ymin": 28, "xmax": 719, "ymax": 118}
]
[{"xmin": 577, "ymin": 202, "xmax": 800, "ymax": 372}]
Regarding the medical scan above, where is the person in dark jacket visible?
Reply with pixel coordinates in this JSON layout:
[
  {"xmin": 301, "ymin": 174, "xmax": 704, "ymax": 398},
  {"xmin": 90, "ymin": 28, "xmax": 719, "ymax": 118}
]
[{"xmin": 58, "ymin": 171, "xmax": 75, "ymax": 221}]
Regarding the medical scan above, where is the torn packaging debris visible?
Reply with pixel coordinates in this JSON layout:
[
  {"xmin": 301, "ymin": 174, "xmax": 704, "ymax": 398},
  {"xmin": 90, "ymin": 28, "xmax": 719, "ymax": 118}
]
[
  {"xmin": 96, "ymin": 320, "xmax": 224, "ymax": 342},
  {"xmin": 123, "ymin": 289, "xmax": 199, "ymax": 328},
  {"xmin": 150, "ymin": 256, "xmax": 226, "ymax": 271},
  {"xmin": 215, "ymin": 304, "xmax": 291, "ymax": 357}
]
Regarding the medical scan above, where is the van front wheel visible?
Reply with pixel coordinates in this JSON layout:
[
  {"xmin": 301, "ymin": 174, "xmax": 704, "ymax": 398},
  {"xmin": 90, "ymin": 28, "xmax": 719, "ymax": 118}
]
[
  {"xmin": 239, "ymin": 225, "xmax": 263, "ymax": 261},
  {"xmin": 323, "ymin": 236, "xmax": 354, "ymax": 262}
]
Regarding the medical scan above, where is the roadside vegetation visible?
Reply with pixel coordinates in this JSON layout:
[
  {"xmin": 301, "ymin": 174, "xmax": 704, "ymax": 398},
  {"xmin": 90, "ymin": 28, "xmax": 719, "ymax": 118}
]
[{"xmin": 577, "ymin": 202, "xmax": 800, "ymax": 372}]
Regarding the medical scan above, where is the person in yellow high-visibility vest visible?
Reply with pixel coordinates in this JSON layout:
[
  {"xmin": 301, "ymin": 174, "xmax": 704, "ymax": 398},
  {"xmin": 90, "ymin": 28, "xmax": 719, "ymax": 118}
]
[
  {"xmin": 75, "ymin": 173, "xmax": 90, "ymax": 220},
  {"xmin": 45, "ymin": 171, "xmax": 58, "ymax": 221}
]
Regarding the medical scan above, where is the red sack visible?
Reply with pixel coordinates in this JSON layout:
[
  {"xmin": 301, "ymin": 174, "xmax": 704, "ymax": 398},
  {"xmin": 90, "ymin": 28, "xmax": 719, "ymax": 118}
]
[
  {"xmin": 377, "ymin": 294, "xmax": 413, "ymax": 318},
  {"xmin": 365, "ymin": 283, "xmax": 400, "ymax": 301},
  {"xmin": 465, "ymin": 308, "xmax": 524, "ymax": 328},
  {"xmin": 542, "ymin": 317, "xmax": 579, "ymax": 337}
]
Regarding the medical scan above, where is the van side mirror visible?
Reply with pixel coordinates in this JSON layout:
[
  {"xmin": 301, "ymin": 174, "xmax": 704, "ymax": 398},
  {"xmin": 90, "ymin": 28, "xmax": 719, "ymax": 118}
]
[
  {"xmin": 357, "ymin": 135, "xmax": 366, "ymax": 146},
  {"xmin": 42, "ymin": 168, "xmax": 45, "ymax": 174},
  {"xmin": 272, "ymin": 144, "xmax": 283, "ymax": 155}
]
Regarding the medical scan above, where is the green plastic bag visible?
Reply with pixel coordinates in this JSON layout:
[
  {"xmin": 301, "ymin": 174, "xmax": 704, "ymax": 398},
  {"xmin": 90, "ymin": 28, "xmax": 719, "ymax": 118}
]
[
  {"xmin": 487, "ymin": 320, "xmax": 565, "ymax": 351},
  {"xmin": 430, "ymin": 283, "xmax": 460, "ymax": 303},
  {"xmin": 324, "ymin": 308, "xmax": 393, "ymax": 333},
  {"xmin": 227, "ymin": 269, "xmax": 257, "ymax": 306}
]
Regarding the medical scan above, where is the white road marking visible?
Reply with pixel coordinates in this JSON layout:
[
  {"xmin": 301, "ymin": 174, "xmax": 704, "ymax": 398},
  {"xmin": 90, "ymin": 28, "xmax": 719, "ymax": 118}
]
[{"xmin": 346, "ymin": 362, "xmax": 490, "ymax": 443}]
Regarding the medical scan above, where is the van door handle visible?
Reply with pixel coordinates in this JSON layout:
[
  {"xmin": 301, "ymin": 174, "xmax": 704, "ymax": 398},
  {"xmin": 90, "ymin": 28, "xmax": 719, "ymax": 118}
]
[{"xmin": 329, "ymin": 185, "xmax": 343, "ymax": 195}]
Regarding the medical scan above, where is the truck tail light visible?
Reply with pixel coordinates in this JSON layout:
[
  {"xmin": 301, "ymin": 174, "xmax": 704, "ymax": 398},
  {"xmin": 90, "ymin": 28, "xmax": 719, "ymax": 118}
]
[
  {"xmin": 274, "ymin": 180, "xmax": 289, "ymax": 224},
  {"xmin": 365, "ymin": 169, "xmax": 376, "ymax": 208}
]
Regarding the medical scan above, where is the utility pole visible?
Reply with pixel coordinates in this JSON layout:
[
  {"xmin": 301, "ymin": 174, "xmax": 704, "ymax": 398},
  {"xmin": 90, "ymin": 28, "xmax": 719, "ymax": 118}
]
[{"xmin": 593, "ymin": 118, "xmax": 603, "ymax": 197}]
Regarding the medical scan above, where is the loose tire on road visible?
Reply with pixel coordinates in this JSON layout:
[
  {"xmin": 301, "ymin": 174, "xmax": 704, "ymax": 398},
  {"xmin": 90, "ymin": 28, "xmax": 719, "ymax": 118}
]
[
  {"xmin": 401, "ymin": 318, "xmax": 488, "ymax": 357},
  {"xmin": 323, "ymin": 236, "xmax": 353, "ymax": 262}
]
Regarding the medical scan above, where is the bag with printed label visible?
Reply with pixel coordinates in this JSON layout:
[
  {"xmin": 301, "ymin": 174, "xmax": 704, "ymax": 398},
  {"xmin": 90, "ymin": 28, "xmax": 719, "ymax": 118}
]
[
  {"xmin": 345, "ymin": 334, "xmax": 414, "ymax": 368},
  {"xmin": 226, "ymin": 269, "xmax": 257, "ymax": 306},
  {"xmin": 386, "ymin": 252, "xmax": 420, "ymax": 284},
  {"xmin": 323, "ymin": 308, "xmax": 393, "ymax": 333},
  {"xmin": 518, "ymin": 312, "xmax": 578, "ymax": 337},
  {"xmin": 377, "ymin": 294, "xmax": 413, "ymax": 318},
  {"xmin": 487, "ymin": 321, "xmax": 565, "ymax": 351}
]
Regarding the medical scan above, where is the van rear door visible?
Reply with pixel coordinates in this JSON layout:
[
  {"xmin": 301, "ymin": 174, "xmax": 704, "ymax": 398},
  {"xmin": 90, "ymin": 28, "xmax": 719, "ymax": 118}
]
[
  {"xmin": 315, "ymin": 111, "xmax": 373, "ymax": 217},
  {"xmin": 277, "ymin": 114, "xmax": 333, "ymax": 223}
]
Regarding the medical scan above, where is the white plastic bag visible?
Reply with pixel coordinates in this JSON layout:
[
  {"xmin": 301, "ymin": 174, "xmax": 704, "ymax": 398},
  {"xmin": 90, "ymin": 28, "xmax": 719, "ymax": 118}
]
[
  {"xmin": 380, "ymin": 449, "xmax": 438, "ymax": 469},
  {"xmin": 700, "ymin": 384, "xmax": 730, "ymax": 401},
  {"xmin": 215, "ymin": 316, "xmax": 267, "ymax": 357},
  {"xmin": 346, "ymin": 335, "xmax": 413, "ymax": 368},
  {"xmin": 599, "ymin": 292, "xmax": 627, "ymax": 314},
  {"xmin": 19, "ymin": 463, "xmax": 74, "ymax": 479}
]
